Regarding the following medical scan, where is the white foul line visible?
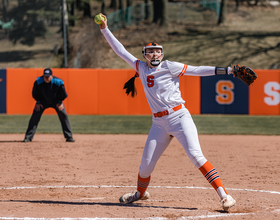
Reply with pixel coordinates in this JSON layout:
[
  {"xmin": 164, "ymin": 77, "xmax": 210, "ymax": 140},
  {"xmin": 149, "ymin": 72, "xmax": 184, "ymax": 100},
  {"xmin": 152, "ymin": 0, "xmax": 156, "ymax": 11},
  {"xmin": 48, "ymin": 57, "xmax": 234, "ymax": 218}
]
[
  {"xmin": 0, "ymin": 213, "xmax": 252, "ymax": 220},
  {"xmin": 1, "ymin": 185, "xmax": 280, "ymax": 195}
]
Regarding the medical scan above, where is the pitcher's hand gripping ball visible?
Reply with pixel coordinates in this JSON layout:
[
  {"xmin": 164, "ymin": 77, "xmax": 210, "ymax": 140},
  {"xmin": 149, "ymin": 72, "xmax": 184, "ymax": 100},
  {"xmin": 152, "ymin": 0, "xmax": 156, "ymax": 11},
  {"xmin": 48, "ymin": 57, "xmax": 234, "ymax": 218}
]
[
  {"xmin": 94, "ymin": 14, "xmax": 105, "ymax": 25},
  {"xmin": 232, "ymin": 64, "xmax": 258, "ymax": 86}
]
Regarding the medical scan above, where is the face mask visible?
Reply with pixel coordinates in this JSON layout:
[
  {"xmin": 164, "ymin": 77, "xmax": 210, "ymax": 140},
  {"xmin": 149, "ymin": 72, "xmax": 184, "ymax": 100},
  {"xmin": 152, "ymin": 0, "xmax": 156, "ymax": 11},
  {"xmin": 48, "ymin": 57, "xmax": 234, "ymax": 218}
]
[
  {"xmin": 144, "ymin": 53, "xmax": 164, "ymax": 67},
  {"xmin": 150, "ymin": 59, "xmax": 161, "ymax": 66}
]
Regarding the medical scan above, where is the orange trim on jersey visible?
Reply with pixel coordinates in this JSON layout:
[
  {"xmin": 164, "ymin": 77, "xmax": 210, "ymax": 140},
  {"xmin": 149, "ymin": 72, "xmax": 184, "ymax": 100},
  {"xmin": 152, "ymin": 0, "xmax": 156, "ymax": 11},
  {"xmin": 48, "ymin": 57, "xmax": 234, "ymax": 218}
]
[
  {"xmin": 178, "ymin": 64, "xmax": 188, "ymax": 77},
  {"xmin": 135, "ymin": 59, "xmax": 140, "ymax": 77}
]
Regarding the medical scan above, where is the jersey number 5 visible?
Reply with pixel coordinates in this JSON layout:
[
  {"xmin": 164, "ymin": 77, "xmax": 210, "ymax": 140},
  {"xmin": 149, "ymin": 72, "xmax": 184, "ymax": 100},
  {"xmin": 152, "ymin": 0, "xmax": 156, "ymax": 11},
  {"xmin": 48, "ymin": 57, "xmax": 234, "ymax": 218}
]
[{"xmin": 147, "ymin": 75, "xmax": 154, "ymax": 87}]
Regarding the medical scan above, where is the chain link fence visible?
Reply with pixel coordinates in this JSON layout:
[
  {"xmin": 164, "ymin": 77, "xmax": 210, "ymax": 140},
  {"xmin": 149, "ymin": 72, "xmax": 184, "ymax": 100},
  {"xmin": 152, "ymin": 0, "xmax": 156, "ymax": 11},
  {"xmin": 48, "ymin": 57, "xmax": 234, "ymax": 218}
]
[{"xmin": 107, "ymin": 1, "xmax": 220, "ymax": 31}]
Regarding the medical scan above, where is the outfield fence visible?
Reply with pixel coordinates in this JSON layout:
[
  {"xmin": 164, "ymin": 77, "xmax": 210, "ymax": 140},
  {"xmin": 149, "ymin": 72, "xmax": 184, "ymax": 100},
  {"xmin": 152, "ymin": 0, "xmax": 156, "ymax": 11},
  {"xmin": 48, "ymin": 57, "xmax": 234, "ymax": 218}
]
[{"xmin": 0, "ymin": 68, "xmax": 279, "ymax": 115}]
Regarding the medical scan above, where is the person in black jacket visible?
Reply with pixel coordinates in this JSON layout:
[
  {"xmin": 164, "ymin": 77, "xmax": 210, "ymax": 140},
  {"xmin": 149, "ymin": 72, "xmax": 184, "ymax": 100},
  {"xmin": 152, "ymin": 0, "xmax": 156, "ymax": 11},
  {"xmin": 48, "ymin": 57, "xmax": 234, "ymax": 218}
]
[{"xmin": 23, "ymin": 68, "xmax": 75, "ymax": 142}]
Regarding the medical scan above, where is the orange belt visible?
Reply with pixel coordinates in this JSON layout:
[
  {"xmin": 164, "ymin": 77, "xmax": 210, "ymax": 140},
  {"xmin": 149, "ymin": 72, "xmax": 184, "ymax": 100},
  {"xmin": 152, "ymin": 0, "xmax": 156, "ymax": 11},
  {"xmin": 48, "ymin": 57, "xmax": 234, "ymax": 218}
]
[{"xmin": 153, "ymin": 104, "xmax": 182, "ymax": 118}]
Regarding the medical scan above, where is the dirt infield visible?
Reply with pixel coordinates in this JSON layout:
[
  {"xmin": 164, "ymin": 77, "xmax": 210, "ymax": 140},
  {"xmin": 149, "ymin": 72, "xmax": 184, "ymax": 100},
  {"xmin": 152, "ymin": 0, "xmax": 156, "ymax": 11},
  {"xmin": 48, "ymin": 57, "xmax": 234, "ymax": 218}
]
[{"xmin": 0, "ymin": 134, "xmax": 279, "ymax": 219}]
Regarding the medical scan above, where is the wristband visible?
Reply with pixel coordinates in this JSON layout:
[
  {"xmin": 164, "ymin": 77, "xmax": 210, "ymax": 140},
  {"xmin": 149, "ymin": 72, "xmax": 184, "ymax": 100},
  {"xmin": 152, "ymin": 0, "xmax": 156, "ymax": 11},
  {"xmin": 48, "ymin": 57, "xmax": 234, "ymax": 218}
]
[{"xmin": 215, "ymin": 67, "xmax": 228, "ymax": 75}]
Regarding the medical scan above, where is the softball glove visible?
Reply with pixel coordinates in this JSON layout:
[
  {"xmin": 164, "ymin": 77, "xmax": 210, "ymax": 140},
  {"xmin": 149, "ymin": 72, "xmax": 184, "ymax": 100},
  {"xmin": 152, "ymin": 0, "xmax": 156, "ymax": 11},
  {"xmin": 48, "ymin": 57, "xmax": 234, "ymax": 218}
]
[{"xmin": 232, "ymin": 64, "xmax": 258, "ymax": 86}]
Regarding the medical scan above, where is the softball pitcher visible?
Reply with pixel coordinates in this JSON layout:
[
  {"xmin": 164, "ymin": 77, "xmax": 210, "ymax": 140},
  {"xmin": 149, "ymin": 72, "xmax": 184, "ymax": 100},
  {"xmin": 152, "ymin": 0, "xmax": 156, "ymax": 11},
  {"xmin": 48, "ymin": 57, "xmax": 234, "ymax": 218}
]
[{"xmin": 98, "ymin": 14, "xmax": 236, "ymax": 211}]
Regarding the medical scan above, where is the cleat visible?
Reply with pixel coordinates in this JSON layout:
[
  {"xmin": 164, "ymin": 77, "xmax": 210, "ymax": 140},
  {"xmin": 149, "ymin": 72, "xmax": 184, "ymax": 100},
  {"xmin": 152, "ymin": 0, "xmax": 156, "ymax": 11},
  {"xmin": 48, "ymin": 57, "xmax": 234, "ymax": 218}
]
[
  {"xmin": 66, "ymin": 137, "xmax": 75, "ymax": 142},
  {"xmin": 221, "ymin": 195, "xmax": 236, "ymax": 211},
  {"xmin": 22, "ymin": 138, "xmax": 32, "ymax": 142},
  {"xmin": 119, "ymin": 191, "xmax": 150, "ymax": 204}
]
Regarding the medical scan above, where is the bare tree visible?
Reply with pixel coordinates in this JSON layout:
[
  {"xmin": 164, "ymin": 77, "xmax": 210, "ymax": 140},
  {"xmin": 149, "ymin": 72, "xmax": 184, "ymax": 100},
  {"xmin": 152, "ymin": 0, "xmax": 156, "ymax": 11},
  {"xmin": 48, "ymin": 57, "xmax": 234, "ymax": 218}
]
[
  {"xmin": 235, "ymin": 0, "xmax": 239, "ymax": 11},
  {"xmin": 1, "ymin": 0, "xmax": 9, "ymax": 22},
  {"xmin": 153, "ymin": 0, "xmax": 167, "ymax": 27},
  {"xmin": 101, "ymin": 0, "xmax": 105, "ymax": 14},
  {"xmin": 118, "ymin": 0, "xmax": 124, "ymax": 24},
  {"xmin": 218, "ymin": 0, "xmax": 227, "ymax": 25},
  {"xmin": 118, "ymin": 0, "xmax": 123, "ymax": 10},
  {"xmin": 76, "ymin": 0, "xmax": 82, "ymax": 9},
  {"xmin": 144, "ymin": 0, "xmax": 150, "ymax": 20},
  {"xmin": 69, "ymin": 0, "xmax": 76, "ymax": 26},
  {"xmin": 110, "ymin": 0, "xmax": 117, "ymax": 9},
  {"xmin": 83, "ymin": 0, "xmax": 91, "ymax": 17},
  {"xmin": 126, "ymin": 0, "xmax": 132, "ymax": 7}
]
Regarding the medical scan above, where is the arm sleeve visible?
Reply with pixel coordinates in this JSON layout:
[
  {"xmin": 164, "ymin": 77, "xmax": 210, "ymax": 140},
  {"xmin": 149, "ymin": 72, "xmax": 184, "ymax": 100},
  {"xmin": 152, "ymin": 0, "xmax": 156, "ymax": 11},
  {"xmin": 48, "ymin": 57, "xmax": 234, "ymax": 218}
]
[
  {"xmin": 101, "ymin": 27, "xmax": 138, "ymax": 71},
  {"xmin": 183, "ymin": 65, "xmax": 216, "ymax": 76},
  {"xmin": 168, "ymin": 61, "xmax": 230, "ymax": 77}
]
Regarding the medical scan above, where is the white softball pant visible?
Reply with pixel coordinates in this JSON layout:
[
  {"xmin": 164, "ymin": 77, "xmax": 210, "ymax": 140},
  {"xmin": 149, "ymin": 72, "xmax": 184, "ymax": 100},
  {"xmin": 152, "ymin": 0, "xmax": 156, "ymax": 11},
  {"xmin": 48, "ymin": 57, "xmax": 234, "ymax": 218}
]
[{"xmin": 139, "ymin": 105, "xmax": 207, "ymax": 178}]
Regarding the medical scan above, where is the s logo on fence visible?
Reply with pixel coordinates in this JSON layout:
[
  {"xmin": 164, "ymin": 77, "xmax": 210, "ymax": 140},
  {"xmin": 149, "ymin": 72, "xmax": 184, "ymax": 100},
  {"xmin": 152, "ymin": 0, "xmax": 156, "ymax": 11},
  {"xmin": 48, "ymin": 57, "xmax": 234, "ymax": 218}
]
[
  {"xmin": 215, "ymin": 80, "xmax": 234, "ymax": 105},
  {"xmin": 264, "ymin": 82, "xmax": 280, "ymax": 106}
]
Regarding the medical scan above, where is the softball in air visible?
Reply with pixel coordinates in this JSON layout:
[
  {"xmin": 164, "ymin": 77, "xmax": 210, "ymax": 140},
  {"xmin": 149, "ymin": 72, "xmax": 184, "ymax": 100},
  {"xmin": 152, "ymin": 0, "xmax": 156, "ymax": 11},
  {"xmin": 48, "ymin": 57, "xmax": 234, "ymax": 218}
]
[{"xmin": 94, "ymin": 14, "xmax": 105, "ymax": 25}]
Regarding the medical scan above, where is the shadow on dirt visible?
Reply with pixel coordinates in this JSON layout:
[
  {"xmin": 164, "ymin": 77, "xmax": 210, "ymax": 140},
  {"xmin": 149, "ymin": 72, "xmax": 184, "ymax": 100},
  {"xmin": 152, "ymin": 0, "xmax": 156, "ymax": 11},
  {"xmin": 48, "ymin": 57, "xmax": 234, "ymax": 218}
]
[
  {"xmin": 7, "ymin": 199, "xmax": 198, "ymax": 211},
  {"xmin": 0, "ymin": 140, "xmax": 23, "ymax": 143}
]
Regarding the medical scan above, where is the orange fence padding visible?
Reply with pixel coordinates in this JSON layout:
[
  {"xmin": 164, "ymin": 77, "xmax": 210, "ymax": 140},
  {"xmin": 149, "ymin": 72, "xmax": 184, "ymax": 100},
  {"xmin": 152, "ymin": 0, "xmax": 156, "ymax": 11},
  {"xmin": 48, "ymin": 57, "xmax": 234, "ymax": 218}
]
[{"xmin": 6, "ymin": 68, "xmax": 201, "ymax": 115}]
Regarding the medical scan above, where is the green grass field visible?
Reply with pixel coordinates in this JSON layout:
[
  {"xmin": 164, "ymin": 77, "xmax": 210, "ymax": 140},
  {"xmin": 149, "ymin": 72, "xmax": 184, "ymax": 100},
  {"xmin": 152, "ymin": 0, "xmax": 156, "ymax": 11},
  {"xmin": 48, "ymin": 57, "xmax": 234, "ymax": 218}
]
[{"xmin": 0, "ymin": 115, "xmax": 279, "ymax": 135}]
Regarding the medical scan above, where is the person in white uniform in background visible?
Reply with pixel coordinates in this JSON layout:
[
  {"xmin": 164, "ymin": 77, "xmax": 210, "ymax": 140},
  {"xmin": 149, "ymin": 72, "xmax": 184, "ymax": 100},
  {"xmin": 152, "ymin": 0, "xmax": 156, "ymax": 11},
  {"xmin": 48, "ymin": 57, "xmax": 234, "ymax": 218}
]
[{"xmin": 97, "ymin": 13, "xmax": 236, "ymax": 211}]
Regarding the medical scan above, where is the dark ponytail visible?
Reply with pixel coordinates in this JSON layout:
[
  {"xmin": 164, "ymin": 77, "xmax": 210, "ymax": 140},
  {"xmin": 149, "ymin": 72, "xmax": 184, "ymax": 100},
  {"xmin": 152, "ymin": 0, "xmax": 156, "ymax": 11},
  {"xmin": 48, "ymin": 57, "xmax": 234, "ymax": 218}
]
[{"xmin": 123, "ymin": 73, "xmax": 138, "ymax": 97}]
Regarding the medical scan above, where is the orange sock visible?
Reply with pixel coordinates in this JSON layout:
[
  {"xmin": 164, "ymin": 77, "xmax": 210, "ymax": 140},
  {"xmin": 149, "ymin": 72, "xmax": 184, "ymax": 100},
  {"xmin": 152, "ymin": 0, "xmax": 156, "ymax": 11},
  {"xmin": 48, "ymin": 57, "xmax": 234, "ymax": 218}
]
[
  {"xmin": 137, "ymin": 174, "xmax": 150, "ymax": 198},
  {"xmin": 199, "ymin": 161, "xmax": 228, "ymax": 195}
]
